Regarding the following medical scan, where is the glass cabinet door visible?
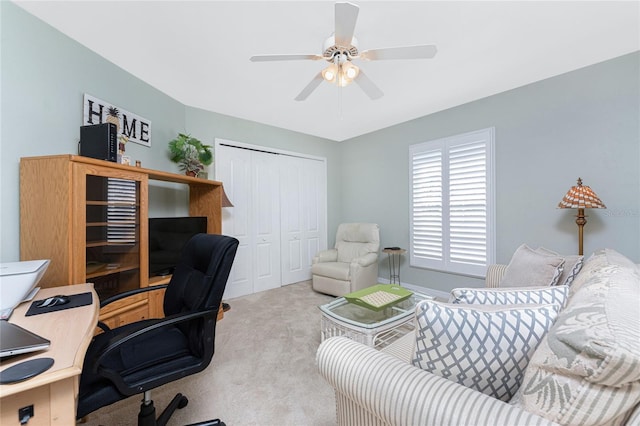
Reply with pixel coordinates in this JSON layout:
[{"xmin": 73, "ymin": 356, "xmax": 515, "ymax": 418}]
[{"xmin": 85, "ymin": 175, "xmax": 141, "ymax": 299}]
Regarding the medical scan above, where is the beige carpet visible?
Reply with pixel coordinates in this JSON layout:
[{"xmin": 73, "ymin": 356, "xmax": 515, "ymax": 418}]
[{"xmin": 82, "ymin": 281, "xmax": 336, "ymax": 426}]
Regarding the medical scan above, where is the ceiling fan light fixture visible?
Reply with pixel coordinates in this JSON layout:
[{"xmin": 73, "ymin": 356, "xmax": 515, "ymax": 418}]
[
  {"xmin": 343, "ymin": 61, "xmax": 359, "ymax": 80},
  {"xmin": 251, "ymin": 2, "xmax": 436, "ymax": 101},
  {"xmin": 322, "ymin": 63, "xmax": 338, "ymax": 82},
  {"xmin": 335, "ymin": 62, "xmax": 358, "ymax": 87}
]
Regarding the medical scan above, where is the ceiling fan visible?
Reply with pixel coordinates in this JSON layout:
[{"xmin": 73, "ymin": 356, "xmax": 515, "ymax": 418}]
[{"xmin": 250, "ymin": 1, "xmax": 437, "ymax": 101}]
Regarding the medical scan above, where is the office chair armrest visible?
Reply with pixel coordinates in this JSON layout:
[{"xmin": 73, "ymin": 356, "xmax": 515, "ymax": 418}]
[
  {"xmin": 92, "ymin": 308, "xmax": 218, "ymax": 395},
  {"xmin": 95, "ymin": 308, "xmax": 217, "ymax": 370},
  {"xmin": 99, "ymin": 284, "xmax": 169, "ymax": 309},
  {"xmin": 97, "ymin": 285, "xmax": 170, "ymax": 332}
]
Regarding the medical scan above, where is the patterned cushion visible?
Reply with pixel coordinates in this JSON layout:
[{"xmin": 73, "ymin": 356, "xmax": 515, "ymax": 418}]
[
  {"xmin": 412, "ymin": 300, "xmax": 560, "ymax": 401},
  {"xmin": 536, "ymin": 247, "xmax": 584, "ymax": 286},
  {"xmin": 558, "ymin": 254, "xmax": 583, "ymax": 285},
  {"xmin": 518, "ymin": 249, "xmax": 640, "ymax": 425},
  {"xmin": 450, "ymin": 285, "xmax": 569, "ymax": 309},
  {"xmin": 499, "ymin": 244, "xmax": 564, "ymax": 287}
]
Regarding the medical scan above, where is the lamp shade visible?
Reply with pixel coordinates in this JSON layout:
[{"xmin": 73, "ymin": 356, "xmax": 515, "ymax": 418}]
[
  {"xmin": 558, "ymin": 177, "xmax": 605, "ymax": 256},
  {"xmin": 221, "ymin": 185, "xmax": 234, "ymax": 208},
  {"xmin": 558, "ymin": 178, "xmax": 606, "ymax": 209}
]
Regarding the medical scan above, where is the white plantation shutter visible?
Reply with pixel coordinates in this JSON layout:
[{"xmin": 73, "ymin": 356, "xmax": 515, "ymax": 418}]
[
  {"xmin": 449, "ymin": 142, "xmax": 487, "ymax": 265},
  {"xmin": 410, "ymin": 128, "xmax": 495, "ymax": 277},
  {"xmin": 411, "ymin": 147, "xmax": 443, "ymax": 261}
]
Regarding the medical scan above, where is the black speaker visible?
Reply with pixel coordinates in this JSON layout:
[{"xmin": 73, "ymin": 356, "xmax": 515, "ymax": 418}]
[{"xmin": 79, "ymin": 123, "xmax": 118, "ymax": 162}]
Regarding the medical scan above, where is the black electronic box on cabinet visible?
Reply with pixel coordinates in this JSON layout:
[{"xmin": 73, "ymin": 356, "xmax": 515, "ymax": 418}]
[{"xmin": 79, "ymin": 123, "xmax": 118, "ymax": 162}]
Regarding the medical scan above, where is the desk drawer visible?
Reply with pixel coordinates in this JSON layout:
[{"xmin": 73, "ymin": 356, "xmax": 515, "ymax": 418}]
[{"xmin": 1, "ymin": 377, "xmax": 76, "ymax": 426}]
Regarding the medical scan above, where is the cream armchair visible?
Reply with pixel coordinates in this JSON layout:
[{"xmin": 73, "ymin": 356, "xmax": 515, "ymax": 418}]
[{"xmin": 311, "ymin": 223, "xmax": 380, "ymax": 297}]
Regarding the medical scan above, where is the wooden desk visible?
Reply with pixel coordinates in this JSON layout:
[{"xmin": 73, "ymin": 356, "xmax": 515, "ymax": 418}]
[{"xmin": 0, "ymin": 284, "xmax": 99, "ymax": 425}]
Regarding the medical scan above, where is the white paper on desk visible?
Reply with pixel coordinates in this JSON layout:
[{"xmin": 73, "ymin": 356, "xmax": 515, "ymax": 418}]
[{"xmin": 0, "ymin": 287, "xmax": 41, "ymax": 319}]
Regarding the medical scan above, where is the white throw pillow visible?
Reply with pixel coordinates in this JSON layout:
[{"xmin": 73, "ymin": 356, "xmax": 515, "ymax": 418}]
[
  {"xmin": 450, "ymin": 285, "xmax": 569, "ymax": 310},
  {"xmin": 412, "ymin": 300, "xmax": 560, "ymax": 401},
  {"xmin": 499, "ymin": 244, "xmax": 564, "ymax": 287}
]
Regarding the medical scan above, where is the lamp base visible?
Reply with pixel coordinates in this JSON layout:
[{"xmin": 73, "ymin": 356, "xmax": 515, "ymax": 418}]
[{"xmin": 576, "ymin": 208, "xmax": 587, "ymax": 256}]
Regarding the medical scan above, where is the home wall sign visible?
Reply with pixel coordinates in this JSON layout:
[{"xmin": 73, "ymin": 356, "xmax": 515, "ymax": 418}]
[{"xmin": 83, "ymin": 93, "xmax": 152, "ymax": 147}]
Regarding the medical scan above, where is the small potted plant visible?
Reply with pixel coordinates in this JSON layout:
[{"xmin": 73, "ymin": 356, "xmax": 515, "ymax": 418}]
[{"xmin": 168, "ymin": 133, "xmax": 213, "ymax": 177}]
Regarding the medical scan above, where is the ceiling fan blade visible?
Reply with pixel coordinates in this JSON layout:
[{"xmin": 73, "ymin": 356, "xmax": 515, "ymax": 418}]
[
  {"xmin": 295, "ymin": 71, "xmax": 325, "ymax": 101},
  {"xmin": 334, "ymin": 2, "xmax": 359, "ymax": 47},
  {"xmin": 354, "ymin": 70, "xmax": 383, "ymax": 100},
  {"xmin": 359, "ymin": 44, "xmax": 438, "ymax": 61},
  {"xmin": 250, "ymin": 54, "xmax": 324, "ymax": 62}
]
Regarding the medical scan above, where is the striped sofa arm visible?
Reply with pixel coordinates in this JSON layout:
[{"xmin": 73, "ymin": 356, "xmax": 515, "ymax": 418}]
[
  {"xmin": 317, "ymin": 337, "xmax": 557, "ymax": 426},
  {"xmin": 626, "ymin": 403, "xmax": 640, "ymax": 424},
  {"xmin": 486, "ymin": 263, "xmax": 508, "ymax": 288}
]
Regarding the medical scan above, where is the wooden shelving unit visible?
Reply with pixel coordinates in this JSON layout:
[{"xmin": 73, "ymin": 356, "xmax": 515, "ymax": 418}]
[{"xmin": 20, "ymin": 155, "xmax": 223, "ymax": 327}]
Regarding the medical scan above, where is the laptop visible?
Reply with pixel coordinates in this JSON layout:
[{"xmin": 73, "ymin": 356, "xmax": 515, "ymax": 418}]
[{"xmin": 0, "ymin": 320, "xmax": 50, "ymax": 358}]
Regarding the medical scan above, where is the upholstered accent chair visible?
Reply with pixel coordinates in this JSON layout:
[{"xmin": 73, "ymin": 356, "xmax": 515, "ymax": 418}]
[{"xmin": 311, "ymin": 223, "xmax": 380, "ymax": 297}]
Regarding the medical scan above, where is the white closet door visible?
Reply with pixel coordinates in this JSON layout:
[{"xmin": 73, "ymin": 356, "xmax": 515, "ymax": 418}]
[
  {"xmin": 252, "ymin": 151, "xmax": 281, "ymax": 292},
  {"xmin": 218, "ymin": 145, "xmax": 252, "ymax": 299},
  {"xmin": 280, "ymin": 155, "xmax": 326, "ymax": 285},
  {"xmin": 217, "ymin": 140, "xmax": 326, "ymax": 297}
]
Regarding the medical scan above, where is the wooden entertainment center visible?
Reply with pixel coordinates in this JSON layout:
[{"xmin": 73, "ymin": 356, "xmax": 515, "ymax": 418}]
[{"xmin": 20, "ymin": 155, "xmax": 223, "ymax": 327}]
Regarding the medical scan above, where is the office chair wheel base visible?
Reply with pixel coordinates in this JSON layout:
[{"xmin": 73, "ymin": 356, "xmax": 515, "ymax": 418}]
[
  {"xmin": 178, "ymin": 395, "xmax": 189, "ymax": 409},
  {"xmin": 186, "ymin": 419, "xmax": 225, "ymax": 426}
]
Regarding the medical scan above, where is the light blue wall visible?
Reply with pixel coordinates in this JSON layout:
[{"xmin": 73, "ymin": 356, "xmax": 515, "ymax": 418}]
[
  {"xmin": 0, "ymin": 2, "xmax": 187, "ymax": 261},
  {"xmin": 0, "ymin": 2, "xmax": 338, "ymax": 261},
  {"xmin": 342, "ymin": 52, "xmax": 640, "ymax": 292},
  {"xmin": 2, "ymin": 3, "xmax": 638, "ymax": 295}
]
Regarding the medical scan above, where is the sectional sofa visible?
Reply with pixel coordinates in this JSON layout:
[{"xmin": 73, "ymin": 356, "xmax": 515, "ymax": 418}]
[{"xmin": 317, "ymin": 248, "xmax": 640, "ymax": 425}]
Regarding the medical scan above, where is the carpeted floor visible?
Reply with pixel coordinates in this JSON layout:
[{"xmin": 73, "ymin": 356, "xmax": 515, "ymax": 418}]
[{"xmin": 82, "ymin": 281, "xmax": 336, "ymax": 426}]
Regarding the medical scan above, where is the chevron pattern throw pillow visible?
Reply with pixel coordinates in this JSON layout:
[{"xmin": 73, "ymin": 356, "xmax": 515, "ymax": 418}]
[
  {"xmin": 412, "ymin": 300, "xmax": 559, "ymax": 401},
  {"xmin": 449, "ymin": 285, "xmax": 569, "ymax": 309}
]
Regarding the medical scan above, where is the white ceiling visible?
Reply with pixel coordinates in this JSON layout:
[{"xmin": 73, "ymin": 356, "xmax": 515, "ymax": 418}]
[{"xmin": 14, "ymin": 1, "xmax": 640, "ymax": 142}]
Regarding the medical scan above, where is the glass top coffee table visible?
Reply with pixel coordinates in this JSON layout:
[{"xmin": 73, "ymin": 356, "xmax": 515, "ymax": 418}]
[{"xmin": 319, "ymin": 290, "xmax": 432, "ymax": 349}]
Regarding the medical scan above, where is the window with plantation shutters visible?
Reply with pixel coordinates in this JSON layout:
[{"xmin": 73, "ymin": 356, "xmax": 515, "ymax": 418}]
[{"xmin": 410, "ymin": 128, "xmax": 495, "ymax": 277}]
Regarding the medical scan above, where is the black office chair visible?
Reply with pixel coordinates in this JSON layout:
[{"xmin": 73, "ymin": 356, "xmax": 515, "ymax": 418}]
[{"xmin": 77, "ymin": 233, "xmax": 239, "ymax": 426}]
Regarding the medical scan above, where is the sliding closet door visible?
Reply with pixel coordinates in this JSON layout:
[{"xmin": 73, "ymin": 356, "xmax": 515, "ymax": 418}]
[
  {"xmin": 217, "ymin": 141, "xmax": 326, "ymax": 298},
  {"xmin": 252, "ymin": 151, "xmax": 281, "ymax": 293},
  {"xmin": 217, "ymin": 146, "xmax": 281, "ymax": 299},
  {"xmin": 280, "ymin": 155, "xmax": 326, "ymax": 285},
  {"xmin": 217, "ymin": 145, "xmax": 252, "ymax": 299}
]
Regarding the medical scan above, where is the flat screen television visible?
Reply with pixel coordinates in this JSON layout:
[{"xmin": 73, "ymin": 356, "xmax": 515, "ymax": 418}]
[{"xmin": 148, "ymin": 216, "xmax": 207, "ymax": 277}]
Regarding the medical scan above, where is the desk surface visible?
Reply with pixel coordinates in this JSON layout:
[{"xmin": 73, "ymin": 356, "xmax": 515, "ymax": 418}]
[{"xmin": 0, "ymin": 283, "xmax": 99, "ymax": 398}]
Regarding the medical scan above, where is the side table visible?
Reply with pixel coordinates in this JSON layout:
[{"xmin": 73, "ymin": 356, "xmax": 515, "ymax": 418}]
[{"xmin": 383, "ymin": 248, "xmax": 406, "ymax": 284}]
